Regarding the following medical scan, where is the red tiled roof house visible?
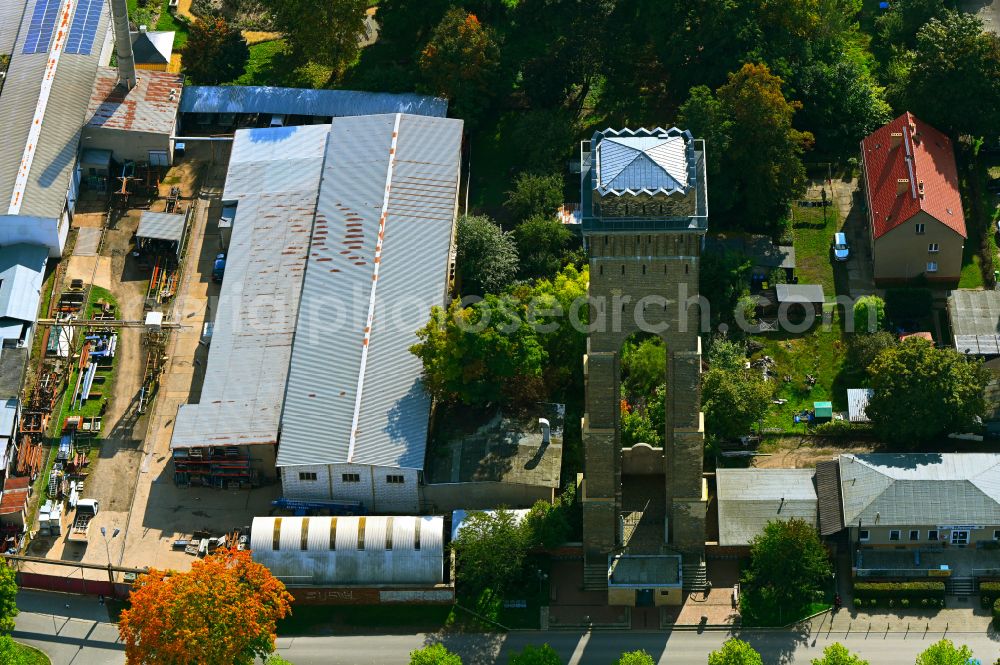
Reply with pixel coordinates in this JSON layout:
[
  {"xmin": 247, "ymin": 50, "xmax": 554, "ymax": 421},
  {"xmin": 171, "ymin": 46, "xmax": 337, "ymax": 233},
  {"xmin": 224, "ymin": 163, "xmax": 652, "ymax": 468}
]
[{"xmin": 860, "ymin": 112, "xmax": 966, "ymax": 284}]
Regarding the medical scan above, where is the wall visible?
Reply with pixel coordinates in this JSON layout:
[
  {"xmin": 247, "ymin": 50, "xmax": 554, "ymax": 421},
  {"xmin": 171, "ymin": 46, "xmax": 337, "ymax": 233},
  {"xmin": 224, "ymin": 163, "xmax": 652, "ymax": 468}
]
[
  {"xmin": 421, "ymin": 481, "xmax": 553, "ymax": 513},
  {"xmin": 249, "ymin": 443, "xmax": 278, "ymax": 483},
  {"xmin": 873, "ymin": 211, "xmax": 964, "ymax": 283},
  {"xmin": 290, "ymin": 586, "xmax": 455, "ymax": 605},
  {"xmin": 655, "ymin": 587, "xmax": 682, "ymax": 606},
  {"xmin": 607, "ymin": 587, "xmax": 634, "ymax": 606},
  {"xmin": 622, "ymin": 443, "xmax": 664, "ymax": 475},
  {"xmin": 81, "ymin": 127, "xmax": 173, "ymax": 166},
  {"xmin": 0, "ymin": 215, "xmax": 64, "ymax": 257},
  {"xmin": 850, "ymin": 524, "xmax": 1000, "ymax": 547},
  {"xmin": 281, "ymin": 464, "xmax": 420, "ymax": 513}
]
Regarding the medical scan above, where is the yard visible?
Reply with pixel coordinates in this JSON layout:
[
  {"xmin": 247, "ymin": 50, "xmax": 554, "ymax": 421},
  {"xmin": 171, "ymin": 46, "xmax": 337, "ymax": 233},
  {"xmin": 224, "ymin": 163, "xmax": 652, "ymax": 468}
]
[{"xmin": 232, "ymin": 39, "xmax": 331, "ymax": 88}]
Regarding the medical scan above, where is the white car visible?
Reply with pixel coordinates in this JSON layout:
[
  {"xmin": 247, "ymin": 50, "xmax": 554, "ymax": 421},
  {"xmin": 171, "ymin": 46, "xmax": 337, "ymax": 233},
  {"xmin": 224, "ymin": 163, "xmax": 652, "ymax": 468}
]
[{"xmin": 832, "ymin": 232, "xmax": 850, "ymax": 262}]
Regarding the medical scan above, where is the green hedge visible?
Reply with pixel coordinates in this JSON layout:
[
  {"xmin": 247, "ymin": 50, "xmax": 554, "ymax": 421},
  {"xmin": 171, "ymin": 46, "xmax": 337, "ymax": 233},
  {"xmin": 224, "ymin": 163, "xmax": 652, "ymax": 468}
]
[
  {"xmin": 980, "ymin": 581, "xmax": 1000, "ymax": 608},
  {"xmin": 853, "ymin": 581, "xmax": 946, "ymax": 608},
  {"xmin": 994, "ymin": 598, "xmax": 1000, "ymax": 629}
]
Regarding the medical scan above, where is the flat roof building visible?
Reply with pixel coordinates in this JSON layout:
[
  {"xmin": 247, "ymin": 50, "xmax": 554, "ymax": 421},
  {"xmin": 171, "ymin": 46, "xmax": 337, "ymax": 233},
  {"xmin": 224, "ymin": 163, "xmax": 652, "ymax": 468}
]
[{"xmin": 716, "ymin": 468, "xmax": 818, "ymax": 547}]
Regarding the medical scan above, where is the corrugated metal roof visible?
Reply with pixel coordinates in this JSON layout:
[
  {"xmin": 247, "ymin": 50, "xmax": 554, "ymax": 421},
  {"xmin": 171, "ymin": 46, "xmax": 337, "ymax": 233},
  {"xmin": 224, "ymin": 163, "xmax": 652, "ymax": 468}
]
[
  {"xmin": 249, "ymin": 515, "xmax": 444, "ymax": 586},
  {"xmin": 0, "ymin": 1, "xmax": 29, "ymax": 55},
  {"xmin": 839, "ymin": 453, "xmax": 1000, "ymax": 526},
  {"xmin": 949, "ymin": 291, "xmax": 1000, "ymax": 356},
  {"xmin": 277, "ymin": 114, "xmax": 462, "ymax": 470},
  {"xmin": 0, "ymin": 0, "xmax": 110, "ymax": 220},
  {"xmin": 85, "ymin": 67, "xmax": 181, "ymax": 134},
  {"xmin": 608, "ymin": 554, "xmax": 682, "ymax": 587},
  {"xmin": 0, "ymin": 243, "xmax": 47, "ymax": 322},
  {"xmin": 136, "ymin": 210, "xmax": 184, "ymax": 242},
  {"xmin": 170, "ymin": 124, "xmax": 328, "ymax": 449},
  {"xmin": 716, "ymin": 468, "xmax": 817, "ymax": 546},
  {"xmin": 847, "ymin": 388, "xmax": 873, "ymax": 423},
  {"xmin": 180, "ymin": 86, "xmax": 448, "ymax": 119},
  {"xmin": 0, "ymin": 348, "xmax": 28, "ymax": 399}
]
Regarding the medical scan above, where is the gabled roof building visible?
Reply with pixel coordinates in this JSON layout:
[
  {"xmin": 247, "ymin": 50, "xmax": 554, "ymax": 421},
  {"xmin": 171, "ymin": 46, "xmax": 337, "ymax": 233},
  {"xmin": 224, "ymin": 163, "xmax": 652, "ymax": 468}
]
[{"xmin": 860, "ymin": 112, "xmax": 966, "ymax": 284}]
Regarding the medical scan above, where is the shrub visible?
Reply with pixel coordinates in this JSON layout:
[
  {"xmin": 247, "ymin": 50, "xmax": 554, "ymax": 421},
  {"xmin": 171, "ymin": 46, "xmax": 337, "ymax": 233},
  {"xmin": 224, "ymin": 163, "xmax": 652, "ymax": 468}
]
[
  {"xmin": 853, "ymin": 598, "xmax": 862, "ymax": 608},
  {"xmin": 812, "ymin": 420, "xmax": 874, "ymax": 438},
  {"xmin": 853, "ymin": 581, "xmax": 946, "ymax": 608},
  {"xmin": 981, "ymin": 582, "xmax": 1000, "ymax": 609},
  {"xmin": 993, "ymin": 598, "xmax": 1000, "ymax": 630},
  {"xmin": 901, "ymin": 598, "xmax": 910, "ymax": 608}
]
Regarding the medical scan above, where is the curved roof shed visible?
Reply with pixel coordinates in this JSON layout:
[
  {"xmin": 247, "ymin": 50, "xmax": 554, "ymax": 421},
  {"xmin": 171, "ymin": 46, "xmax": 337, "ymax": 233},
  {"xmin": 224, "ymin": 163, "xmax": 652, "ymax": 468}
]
[{"xmin": 250, "ymin": 516, "xmax": 444, "ymax": 586}]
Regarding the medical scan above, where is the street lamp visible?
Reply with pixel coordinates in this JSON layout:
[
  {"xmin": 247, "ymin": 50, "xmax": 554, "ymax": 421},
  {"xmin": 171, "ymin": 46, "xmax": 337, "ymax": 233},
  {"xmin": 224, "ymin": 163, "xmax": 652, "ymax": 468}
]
[{"xmin": 100, "ymin": 527, "xmax": 121, "ymax": 594}]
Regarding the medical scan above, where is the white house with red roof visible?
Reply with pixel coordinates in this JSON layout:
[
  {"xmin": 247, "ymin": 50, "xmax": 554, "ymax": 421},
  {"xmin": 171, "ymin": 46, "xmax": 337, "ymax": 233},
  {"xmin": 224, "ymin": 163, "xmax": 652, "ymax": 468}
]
[{"xmin": 860, "ymin": 112, "xmax": 966, "ymax": 284}]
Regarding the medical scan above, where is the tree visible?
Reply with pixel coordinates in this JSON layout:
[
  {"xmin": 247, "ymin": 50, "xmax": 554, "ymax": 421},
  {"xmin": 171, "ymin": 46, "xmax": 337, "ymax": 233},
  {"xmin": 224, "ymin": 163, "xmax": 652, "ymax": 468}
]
[
  {"xmin": 681, "ymin": 64, "xmax": 813, "ymax": 229},
  {"xmin": 876, "ymin": 0, "xmax": 951, "ymax": 50},
  {"xmin": 915, "ymin": 639, "xmax": 974, "ymax": 665},
  {"xmin": 509, "ymin": 643, "xmax": 561, "ymax": 665},
  {"xmin": 707, "ymin": 638, "xmax": 764, "ymax": 665},
  {"xmin": 0, "ymin": 563, "xmax": 17, "ymax": 633},
  {"xmin": 740, "ymin": 518, "xmax": 832, "ymax": 624},
  {"xmin": 506, "ymin": 173, "xmax": 564, "ymax": 222},
  {"xmin": 419, "ymin": 8, "xmax": 502, "ymax": 123},
  {"xmin": 513, "ymin": 216, "xmax": 574, "ymax": 281},
  {"xmin": 846, "ymin": 330, "xmax": 897, "ymax": 377},
  {"xmin": 702, "ymin": 366, "xmax": 773, "ymax": 440},
  {"xmin": 708, "ymin": 337, "xmax": 748, "ymax": 373},
  {"xmin": 182, "ymin": 17, "xmax": 249, "ymax": 85},
  {"xmin": 897, "ymin": 11, "xmax": 1000, "ymax": 137},
  {"xmin": 118, "ymin": 548, "xmax": 293, "ymax": 665},
  {"xmin": 0, "ymin": 636, "xmax": 31, "ymax": 665},
  {"xmin": 264, "ymin": 0, "xmax": 367, "ymax": 77},
  {"xmin": 699, "ymin": 250, "xmax": 752, "ymax": 330},
  {"xmin": 811, "ymin": 643, "xmax": 869, "ymax": 665},
  {"xmin": 452, "ymin": 508, "xmax": 529, "ymax": 598},
  {"xmin": 456, "ymin": 214, "xmax": 519, "ymax": 296},
  {"xmin": 615, "ymin": 651, "xmax": 655, "ymax": 665},
  {"xmin": 524, "ymin": 499, "xmax": 570, "ymax": 549},
  {"xmin": 866, "ymin": 338, "xmax": 990, "ymax": 444},
  {"xmin": 852, "ymin": 295, "xmax": 886, "ymax": 333},
  {"xmin": 621, "ymin": 335, "xmax": 666, "ymax": 400},
  {"xmin": 410, "ymin": 643, "xmax": 463, "ymax": 665}
]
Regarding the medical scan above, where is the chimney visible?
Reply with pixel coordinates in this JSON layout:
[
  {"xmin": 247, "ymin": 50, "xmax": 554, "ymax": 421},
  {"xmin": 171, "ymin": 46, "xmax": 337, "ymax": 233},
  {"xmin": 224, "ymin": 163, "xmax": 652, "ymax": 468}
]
[
  {"xmin": 538, "ymin": 418, "xmax": 551, "ymax": 445},
  {"xmin": 918, "ymin": 180, "xmax": 925, "ymax": 198},
  {"xmin": 896, "ymin": 178, "xmax": 909, "ymax": 196},
  {"xmin": 109, "ymin": 0, "xmax": 136, "ymax": 90},
  {"xmin": 890, "ymin": 132, "xmax": 903, "ymax": 149},
  {"xmin": 139, "ymin": 25, "xmax": 147, "ymax": 33}
]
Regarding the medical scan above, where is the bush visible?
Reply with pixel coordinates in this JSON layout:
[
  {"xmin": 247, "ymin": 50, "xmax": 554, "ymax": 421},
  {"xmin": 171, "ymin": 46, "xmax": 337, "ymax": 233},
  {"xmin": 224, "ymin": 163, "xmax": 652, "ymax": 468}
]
[
  {"xmin": 992, "ymin": 598, "xmax": 1000, "ymax": 630},
  {"xmin": 901, "ymin": 598, "xmax": 910, "ymax": 608},
  {"xmin": 853, "ymin": 581, "xmax": 946, "ymax": 607},
  {"xmin": 853, "ymin": 598, "xmax": 862, "ymax": 608},
  {"xmin": 981, "ymin": 581, "xmax": 1000, "ymax": 609},
  {"xmin": 812, "ymin": 420, "xmax": 874, "ymax": 438}
]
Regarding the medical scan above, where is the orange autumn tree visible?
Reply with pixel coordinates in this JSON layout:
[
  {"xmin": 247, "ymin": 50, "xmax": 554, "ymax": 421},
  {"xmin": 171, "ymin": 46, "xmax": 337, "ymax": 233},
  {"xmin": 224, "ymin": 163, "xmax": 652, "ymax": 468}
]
[{"xmin": 118, "ymin": 547, "xmax": 292, "ymax": 665}]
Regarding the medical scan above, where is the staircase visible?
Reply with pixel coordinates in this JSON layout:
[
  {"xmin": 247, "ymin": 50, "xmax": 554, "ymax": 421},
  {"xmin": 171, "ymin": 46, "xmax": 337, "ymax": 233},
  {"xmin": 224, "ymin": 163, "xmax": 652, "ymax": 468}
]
[
  {"xmin": 946, "ymin": 576, "xmax": 976, "ymax": 596},
  {"xmin": 583, "ymin": 561, "xmax": 609, "ymax": 591},
  {"xmin": 682, "ymin": 561, "xmax": 707, "ymax": 593}
]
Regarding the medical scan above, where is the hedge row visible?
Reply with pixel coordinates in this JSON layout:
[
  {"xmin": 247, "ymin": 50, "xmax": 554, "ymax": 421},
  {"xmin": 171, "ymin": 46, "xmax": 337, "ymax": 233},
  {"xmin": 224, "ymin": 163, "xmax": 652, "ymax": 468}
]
[
  {"xmin": 853, "ymin": 581, "xmax": 946, "ymax": 604},
  {"xmin": 979, "ymin": 581, "xmax": 1000, "ymax": 608}
]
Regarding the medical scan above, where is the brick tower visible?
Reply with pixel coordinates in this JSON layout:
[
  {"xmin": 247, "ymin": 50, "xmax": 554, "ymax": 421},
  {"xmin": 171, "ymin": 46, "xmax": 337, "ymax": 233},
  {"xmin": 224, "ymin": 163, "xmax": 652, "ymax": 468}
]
[{"xmin": 579, "ymin": 127, "xmax": 709, "ymax": 595}]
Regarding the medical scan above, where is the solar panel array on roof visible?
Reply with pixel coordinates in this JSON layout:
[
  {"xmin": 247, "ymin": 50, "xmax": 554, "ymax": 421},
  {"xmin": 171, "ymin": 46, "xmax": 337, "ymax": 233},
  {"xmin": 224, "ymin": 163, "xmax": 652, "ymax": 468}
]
[
  {"xmin": 23, "ymin": 0, "xmax": 60, "ymax": 54},
  {"xmin": 65, "ymin": 0, "xmax": 102, "ymax": 55}
]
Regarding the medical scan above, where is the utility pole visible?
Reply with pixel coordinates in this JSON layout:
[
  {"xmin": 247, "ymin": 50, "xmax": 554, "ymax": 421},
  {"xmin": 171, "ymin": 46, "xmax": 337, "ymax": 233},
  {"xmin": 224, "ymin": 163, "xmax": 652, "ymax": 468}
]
[{"xmin": 101, "ymin": 526, "xmax": 121, "ymax": 596}]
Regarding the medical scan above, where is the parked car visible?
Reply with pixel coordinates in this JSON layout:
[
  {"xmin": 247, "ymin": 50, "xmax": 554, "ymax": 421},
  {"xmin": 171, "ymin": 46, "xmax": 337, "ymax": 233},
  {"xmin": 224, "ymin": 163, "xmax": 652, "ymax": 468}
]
[
  {"xmin": 832, "ymin": 232, "xmax": 850, "ymax": 261},
  {"xmin": 212, "ymin": 253, "xmax": 226, "ymax": 282}
]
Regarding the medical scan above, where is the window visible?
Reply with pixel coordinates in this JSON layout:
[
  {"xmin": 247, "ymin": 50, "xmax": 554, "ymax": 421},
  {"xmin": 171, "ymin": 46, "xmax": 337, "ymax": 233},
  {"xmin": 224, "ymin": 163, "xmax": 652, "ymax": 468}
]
[
  {"xmin": 928, "ymin": 530, "xmax": 938, "ymax": 541},
  {"xmin": 994, "ymin": 530, "xmax": 1000, "ymax": 541},
  {"xmin": 909, "ymin": 530, "xmax": 920, "ymax": 541},
  {"xmin": 859, "ymin": 529, "xmax": 870, "ymax": 542},
  {"xmin": 341, "ymin": 473, "xmax": 360, "ymax": 483},
  {"xmin": 927, "ymin": 261, "xmax": 938, "ymax": 273},
  {"xmin": 951, "ymin": 530, "xmax": 970, "ymax": 546},
  {"xmin": 915, "ymin": 223, "xmax": 926, "ymax": 235},
  {"xmin": 148, "ymin": 150, "xmax": 169, "ymax": 167},
  {"xmin": 386, "ymin": 474, "xmax": 405, "ymax": 484},
  {"xmin": 928, "ymin": 243, "xmax": 940, "ymax": 253},
  {"xmin": 298, "ymin": 472, "xmax": 317, "ymax": 481},
  {"xmin": 889, "ymin": 530, "xmax": 901, "ymax": 541}
]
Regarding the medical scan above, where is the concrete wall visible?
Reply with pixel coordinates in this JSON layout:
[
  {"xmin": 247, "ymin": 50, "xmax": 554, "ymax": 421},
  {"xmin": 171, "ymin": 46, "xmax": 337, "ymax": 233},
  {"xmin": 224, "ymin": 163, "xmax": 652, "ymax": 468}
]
[
  {"xmin": 582, "ymin": 229, "xmax": 707, "ymax": 560},
  {"xmin": 281, "ymin": 464, "xmax": 420, "ymax": 513},
  {"xmin": 850, "ymin": 525, "xmax": 1000, "ymax": 547},
  {"xmin": 81, "ymin": 127, "xmax": 174, "ymax": 166},
  {"xmin": 421, "ymin": 481, "xmax": 554, "ymax": 513},
  {"xmin": 289, "ymin": 586, "xmax": 455, "ymax": 605},
  {"xmin": 0, "ymin": 214, "xmax": 66, "ymax": 257},
  {"xmin": 607, "ymin": 586, "xmax": 683, "ymax": 606},
  {"xmin": 622, "ymin": 443, "xmax": 664, "ymax": 475},
  {"xmin": 873, "ymin": 210, "xmax": 964, "ymax": 283}
]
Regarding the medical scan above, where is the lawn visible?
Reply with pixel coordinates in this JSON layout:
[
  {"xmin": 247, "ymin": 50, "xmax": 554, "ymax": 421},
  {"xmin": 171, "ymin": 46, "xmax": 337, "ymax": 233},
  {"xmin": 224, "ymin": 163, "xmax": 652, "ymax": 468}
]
[
  {"xmin": 155, "ymin": 0, "xmax": 189, "ymax": 48},
  {"xmin": 232, "ymin": 40, "xmax": 331, "ymax": 88},
  {"xmin": 740, "ymin": 601, "xmax": 833, "ymax": 628},
  {"xmin": 788, "ymin": 201, "xmax": 840, "ymax": 295},
  {"xmin": 753, "ymin": 318, "xmax": 854, "ymax": 432},
  {"xmin": 10, "ymin": 642, "xmax": 51, "ymax": 665},
  {"xmin": 959, "ymin": 244, "xmax": 985, "ymax": 289}
]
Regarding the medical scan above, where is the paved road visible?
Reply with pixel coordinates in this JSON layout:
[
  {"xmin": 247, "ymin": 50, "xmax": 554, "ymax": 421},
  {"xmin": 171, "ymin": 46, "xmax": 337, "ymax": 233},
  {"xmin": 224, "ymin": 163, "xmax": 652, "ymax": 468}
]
[{"xmin": 13, "ymin": 591, "xmax": 1000, "ymax": 664}]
